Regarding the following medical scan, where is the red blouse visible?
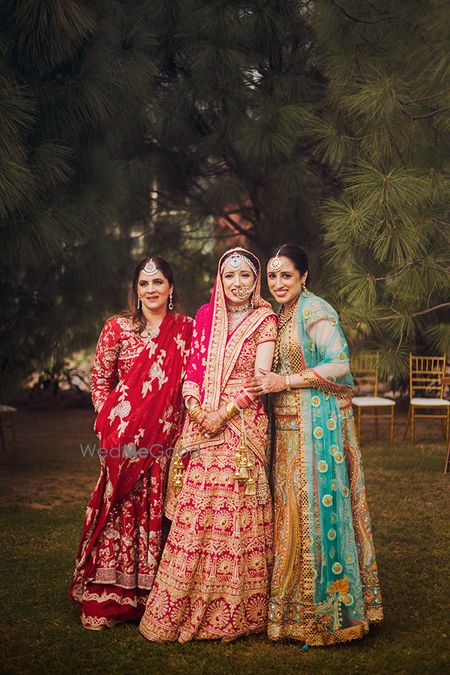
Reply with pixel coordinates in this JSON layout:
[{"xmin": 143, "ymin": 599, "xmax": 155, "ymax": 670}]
[{"xmin": 90, "ymin": 316, "xmax": 155, "ymax": 413}]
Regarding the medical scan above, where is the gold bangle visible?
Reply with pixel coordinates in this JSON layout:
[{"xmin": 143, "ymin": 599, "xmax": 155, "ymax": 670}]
[
  {"xmin": 286, "ymin": 375, "xmax": 292, "ymax": 391},
  {"xmin": 225, "ymin": 400, "xmax": 239, "ymax": 420},
  {"xmin": 187, "ymin": 403, "xmax": 202, "ymax": 421}
]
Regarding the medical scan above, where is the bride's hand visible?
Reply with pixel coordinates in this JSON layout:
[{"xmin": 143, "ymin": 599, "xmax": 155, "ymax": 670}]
[
  {"xmin": 246, "ymin": 368, "xmax": 286, "ymax": 395},
  {"xmin": 199, "ymin": 411, "xmax": 225, "ymax": 437}
]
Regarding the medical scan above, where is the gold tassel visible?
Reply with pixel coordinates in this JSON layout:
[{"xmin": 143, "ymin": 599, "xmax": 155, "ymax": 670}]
[
  {"xmin": 234, "ymin": 410, "xmax": 256, "ymax": 495},
  {"xmin": 245, "ymin": 475, "xmax": 256, "ymax": 496},
  {"xmin": 171, "ymin": 452, "xmax": 184, "ymax": 494}
]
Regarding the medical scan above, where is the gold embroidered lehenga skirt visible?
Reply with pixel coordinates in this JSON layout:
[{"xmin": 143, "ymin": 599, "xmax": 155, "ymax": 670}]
[
  {"xmin": 268, "ymin": 389, "xmax": 383, "ymax": 645},
  {"xmin": 139, "ymin": 382, "xmax": 273, "ymax": 642}
]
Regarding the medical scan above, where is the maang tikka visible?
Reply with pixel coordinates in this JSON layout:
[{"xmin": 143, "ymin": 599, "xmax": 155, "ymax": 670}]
[
  {"xmin": 269, "ymin": 249, "xmax": 283, "ymax": 271},
  {"xmin": 143, "ymin": 259, "xmax": 158, "ymax": 275}
]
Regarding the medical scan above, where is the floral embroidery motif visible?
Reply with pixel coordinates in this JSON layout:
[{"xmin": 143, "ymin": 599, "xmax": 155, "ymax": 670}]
[
  {"xmin": 158, "ymin": 404, "xmax": 174, "ymax": 434},
  {"xmin": 313, "ymin": 426, "xmax": 324, "ymax": 439}
]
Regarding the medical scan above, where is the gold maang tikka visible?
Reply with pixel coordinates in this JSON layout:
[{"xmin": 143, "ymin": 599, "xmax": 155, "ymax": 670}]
[{"xmin": 269, "ymin": 249, "xmax": 283, "ymax": 271}]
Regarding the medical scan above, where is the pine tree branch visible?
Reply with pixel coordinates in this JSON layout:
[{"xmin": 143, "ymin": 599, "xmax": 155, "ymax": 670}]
[
  {"xmin": 381, "ymin": 303, "xmax": 450, "ymax": 320},
  {"xmin": 412, "ymin": 108, "xmax": 448, "ymax": 121},
  {"xmin": 219, "ymin": 213, "xmax": 257, "ymax": 241},
  {"xmin": 374, "ymin": 262, "xmax": 414, "ymax": 281},
  {"xmin": 411, "ymin": 303, "xmax": 450, "ymax": 318},
  {"xmin": 432, "ymin": 220, "xmax": 450, "ymax": 243},
  {"xmin": 407, "ymin": 88, "xmax": 450, "ymax": 103},
  {"xmin": 331, "ymin": 1, "xmax": 396, "ymax": 24}
]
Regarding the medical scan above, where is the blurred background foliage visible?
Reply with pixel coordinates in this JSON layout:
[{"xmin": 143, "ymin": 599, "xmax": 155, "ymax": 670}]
[{"xmin": 0, "ymin": 0, "xmax": 449, "ymax": 398}]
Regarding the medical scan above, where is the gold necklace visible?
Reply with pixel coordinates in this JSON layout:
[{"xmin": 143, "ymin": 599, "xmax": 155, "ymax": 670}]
[
  {"xmin": 227, "ymin": 302, "xmax": 251, "ymax": 313},
  {"xmin": 273, "ymin": 297, "xmax": 299, "ymax": 371},
  {"xmin": 227, "ymin": 304, "xmax": 251, "ymax": 332},
  {"xmin": 140, "ymin": 321, "xmax": 160, "ymax": 340}
]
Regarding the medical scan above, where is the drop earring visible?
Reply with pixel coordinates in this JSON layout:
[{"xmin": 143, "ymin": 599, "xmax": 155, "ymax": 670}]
[
  {"xmin": 137, "ymin": 297, "xmax": 142, "ymax": 309},
  {"xmin": 168, "ymin": 292, "xmax": 174, "ymax": 311}
]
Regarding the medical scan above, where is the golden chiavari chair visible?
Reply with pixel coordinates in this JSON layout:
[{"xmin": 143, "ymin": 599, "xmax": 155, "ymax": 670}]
[
  {"xmin": 404, "ymin": 354, "xmax": 450, "ymax": 445},
  {"xmin": 351, "ymin": 351, "xmax": 395, "ymax": 444}
]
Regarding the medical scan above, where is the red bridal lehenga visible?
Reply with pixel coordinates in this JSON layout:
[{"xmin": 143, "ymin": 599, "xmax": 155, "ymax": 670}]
[
  {"xmin": 69, "ymin": 312, "xmax": 192, "ymax": 629},
  {"xmin": 139, "ymin": 249, "xmax": 278, "ymax": 642}
]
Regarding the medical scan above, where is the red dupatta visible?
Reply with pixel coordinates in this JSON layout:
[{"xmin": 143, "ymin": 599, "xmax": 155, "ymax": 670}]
[{"xmin": 72, "ymin": 312, "xmax": 192, "ymax": 584}]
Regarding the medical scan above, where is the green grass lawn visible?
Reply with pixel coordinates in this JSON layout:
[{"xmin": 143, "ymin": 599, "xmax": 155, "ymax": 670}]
[{"xmin": 0, "ymin": 409, "xmax": 449, "ymax": 674}]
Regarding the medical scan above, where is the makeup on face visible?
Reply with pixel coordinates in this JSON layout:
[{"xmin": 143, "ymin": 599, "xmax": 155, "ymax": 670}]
[
  {"xmin": 222, "ymin": 260, "xmax": 256, "ymax": 305},
  {"xmin": 137, "ymin": 271, "xmax": 171, "ymax": 311},
  {"xmin": 267, "ymin": 256, "xmax": 306, "ymax": 307}
]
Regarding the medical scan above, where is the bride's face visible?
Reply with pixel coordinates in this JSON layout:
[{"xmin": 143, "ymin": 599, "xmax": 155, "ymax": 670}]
[{"xmin": 221, "ymin": 259, "xmax": 256, "ymax": 306}]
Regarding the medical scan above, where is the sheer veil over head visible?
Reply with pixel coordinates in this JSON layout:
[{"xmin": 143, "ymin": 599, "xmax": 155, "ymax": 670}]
[{"xmin": 183, "ymin": 247, "xmax": 272, "ymax": 409}]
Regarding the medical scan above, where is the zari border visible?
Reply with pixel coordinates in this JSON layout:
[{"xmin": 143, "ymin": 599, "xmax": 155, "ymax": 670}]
[
  {"xmin": 296, "ymin": 387, "xmax": 317, "ymax": 645},
  {"xmin": 268, "ymin": 618, "xmax": 369, "ymax": 646},
  {"xmin": 268, "ymin": 604, "xmax": 383, "ymax": 646},
  {"xmin": 182, "ymin": 380, "xmax": 200, "ymax": 401},
  {"xmin": 303, "ymin": 369, "xmax": 353, "ymax": 400},
  {"xmin": 81, "ymin": 590, "xmax": 148, "ymax": 607}
]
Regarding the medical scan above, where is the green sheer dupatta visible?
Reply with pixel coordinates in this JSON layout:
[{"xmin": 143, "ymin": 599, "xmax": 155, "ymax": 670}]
[{"xmin": 293, "ymin": 292, "xmax": 382, "ymax": 645}]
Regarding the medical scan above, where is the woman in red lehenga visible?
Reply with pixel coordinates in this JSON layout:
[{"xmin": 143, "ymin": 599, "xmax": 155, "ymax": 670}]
[
  {"xmin": 139, "ymin": 248, "xmax": 278, "ymax": 642},
  {"xmin": 69, "ymin": 256, "xmax": 192, "ymax": 630}
]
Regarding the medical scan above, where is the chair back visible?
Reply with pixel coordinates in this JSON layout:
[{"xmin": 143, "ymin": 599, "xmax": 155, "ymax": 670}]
[
  {"xmin": 409, "ymin": 354, "xmax": 446, "ymax": 399},
  {"xmin": 351, "ymin": 352, "xmax": 380, "ymax": 396}
]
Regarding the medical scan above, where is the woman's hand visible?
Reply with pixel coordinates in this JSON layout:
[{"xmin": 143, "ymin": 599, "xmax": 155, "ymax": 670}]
[
  {"xmin": 198, "ymin": 410, "xmax": 226, "ymax": 437},
  {"xmin": 246, "ymin": 368, "xmax": 286, "ymax": 395},
  {"xmin": 191, "ymin": 409, "xmax": 207, "ymax": 430}
]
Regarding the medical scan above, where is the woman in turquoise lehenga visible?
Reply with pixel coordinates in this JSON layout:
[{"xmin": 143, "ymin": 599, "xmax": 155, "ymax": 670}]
[{"xmin": 247, "ymin": 244, "xmax": 383, "ymax": 647}]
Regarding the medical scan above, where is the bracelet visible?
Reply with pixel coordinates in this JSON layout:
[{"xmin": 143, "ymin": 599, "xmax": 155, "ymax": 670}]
[
  {"xmin": 224, "ymin": 399, "xmax": 240, "ymax": 421},
  {"xmin": 187, "ymin": 403, "xmax": 203, "ymax": 422},
  {"xmin": 286, "ymin": 374, "xmax": 292, "ymax": 391},
  {"xmin": 234, "ymin": 390, "xmax": 253, "ymax": 408}
]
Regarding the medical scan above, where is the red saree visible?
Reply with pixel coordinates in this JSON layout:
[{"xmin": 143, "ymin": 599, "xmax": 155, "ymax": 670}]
[{"xmin": 69, "ymin": 312, "xmax": 192, "ymax": 629}]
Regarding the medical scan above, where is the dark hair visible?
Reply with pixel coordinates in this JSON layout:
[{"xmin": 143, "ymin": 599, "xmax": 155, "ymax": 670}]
[
  {"xmin": 127, "ymin": 256, "xmax": 178, "ymax": 333},
  {"xmin": 268, "ymin": 244, "xmax": 309, "ymax": 278},
  {"xmin": 221, "ymin": 249, "xmax": 259, "ymax": 275}
]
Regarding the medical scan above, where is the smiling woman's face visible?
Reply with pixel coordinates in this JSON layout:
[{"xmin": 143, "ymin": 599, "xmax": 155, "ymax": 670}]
[
  {"xmin": 267, "ymin": 256, "xmax": 307, "ymax": 306},
  {"xmin": 137, "ymin": 269, "xmax": 172, "ymax": 313},
  {"xmin": 221, "ymin": 259, "xmax": 256, "ymax": 306}
]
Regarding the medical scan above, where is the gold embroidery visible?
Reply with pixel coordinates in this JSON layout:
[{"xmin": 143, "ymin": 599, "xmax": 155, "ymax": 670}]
[{"xmin": 303, "ymin": 370, "xmax": 352, "ymax": 400}]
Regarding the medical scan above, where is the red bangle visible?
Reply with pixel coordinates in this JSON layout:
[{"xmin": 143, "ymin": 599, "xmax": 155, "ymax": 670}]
[{"xmin": 235, "ymin": 389, "xmax": 253, "ymax": 408}]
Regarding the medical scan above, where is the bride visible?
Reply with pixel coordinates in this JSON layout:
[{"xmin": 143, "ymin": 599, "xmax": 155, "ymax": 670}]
[{"xmin": 139, "ymin": 248, "xmax": 278, "ymax": 642}]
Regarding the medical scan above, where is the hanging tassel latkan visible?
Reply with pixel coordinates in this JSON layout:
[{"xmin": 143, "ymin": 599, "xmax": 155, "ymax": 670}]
[
  {"xmin": 171, "ymin": 452, "xmax": 184, "ymax": 494},
  {"xmin": 234, "ymin": 409, "xmax": 256, "ymax": 495}
]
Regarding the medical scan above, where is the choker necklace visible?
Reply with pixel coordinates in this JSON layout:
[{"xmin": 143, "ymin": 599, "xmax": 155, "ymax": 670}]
[
  {"xmin": 141, "ymin": 323, "xmax": 160, "ymax": 339},
  {"xmin": 227, "ymin": 303, "xmax": 251, "ymax": 313}
]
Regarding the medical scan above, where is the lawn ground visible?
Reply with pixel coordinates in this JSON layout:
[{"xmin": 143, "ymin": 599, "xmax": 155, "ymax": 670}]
[{"xmin": 0, "ymin": 408, "xmax": 448, "ymax": 674}]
